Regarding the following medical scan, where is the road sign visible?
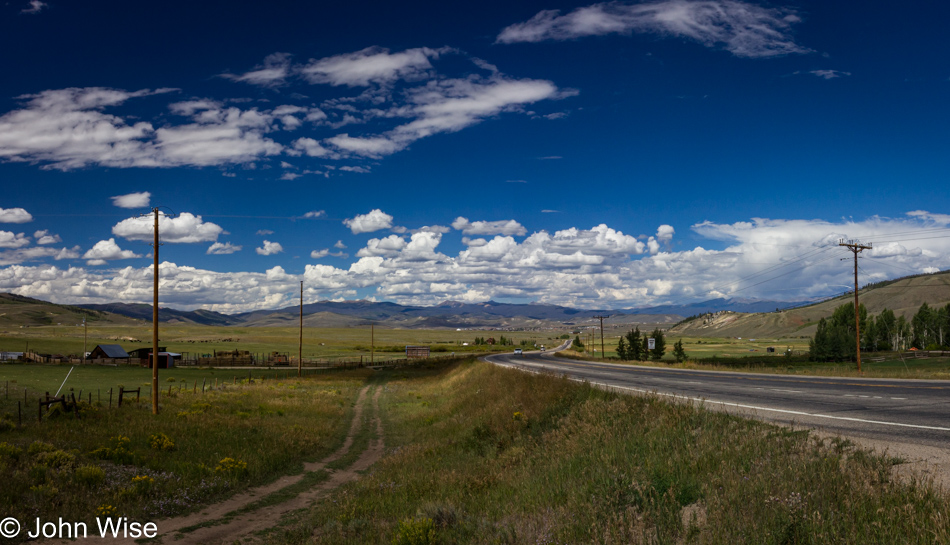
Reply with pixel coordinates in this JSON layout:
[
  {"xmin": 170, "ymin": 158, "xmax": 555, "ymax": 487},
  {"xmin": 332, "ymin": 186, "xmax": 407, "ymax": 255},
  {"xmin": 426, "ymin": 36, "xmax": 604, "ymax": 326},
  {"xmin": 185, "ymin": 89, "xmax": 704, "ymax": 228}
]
[{"xmin": 648, "ymin": 338, "xmax": 656, "ymax": 350}]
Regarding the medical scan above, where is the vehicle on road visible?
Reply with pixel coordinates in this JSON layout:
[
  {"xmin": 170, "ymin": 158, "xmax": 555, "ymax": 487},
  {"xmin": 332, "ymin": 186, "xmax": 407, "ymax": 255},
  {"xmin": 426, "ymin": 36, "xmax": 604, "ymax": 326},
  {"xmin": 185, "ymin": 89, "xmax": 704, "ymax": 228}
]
[{"xmin": 514, "ymin": 348, "xmax": 523, "ymax": 356}]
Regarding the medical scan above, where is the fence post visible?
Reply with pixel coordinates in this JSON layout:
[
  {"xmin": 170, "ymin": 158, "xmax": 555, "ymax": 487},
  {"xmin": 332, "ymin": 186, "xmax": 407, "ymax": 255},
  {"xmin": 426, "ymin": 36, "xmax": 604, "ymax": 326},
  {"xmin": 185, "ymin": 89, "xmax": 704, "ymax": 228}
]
[
  {"xmin": 18, "ymin": 401, "xmax": 21, "ymax": 428},
  {"xmin": 38, "ymin": 398, "xmax": 42, "ymax": 422}
]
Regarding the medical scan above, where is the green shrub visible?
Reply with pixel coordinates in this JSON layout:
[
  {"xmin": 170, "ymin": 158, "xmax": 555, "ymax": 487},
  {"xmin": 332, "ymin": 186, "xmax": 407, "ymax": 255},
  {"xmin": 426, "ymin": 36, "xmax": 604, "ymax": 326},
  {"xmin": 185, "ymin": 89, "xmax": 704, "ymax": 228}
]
[
  {"xmin": 28, "ymin": 441, "xmax": 57, "ymax": 455},
  {"xmin": 0, "ymin": 441, "xmax": 22, "ymax": 460},
  {"xmin": 214, "ymin": 457, "xmax": 247, "ymax": 475},
  {"xmin": 35, "ymin": 449, "xmax": 75, "ymax": 469},
  {"xmin": 392, "ymin": 517, "xmax": 436, "ymax": 545},
  {"xmin": 148, "ymin": 433, "xmax": 176, "ymax": 451},
  {"xmin": 74, "ymin": 464, "xmax": 105, "ymax": 486},
  {"xmin": 90, "ymin": 436, "xmax": 134, "ymax": 465}
]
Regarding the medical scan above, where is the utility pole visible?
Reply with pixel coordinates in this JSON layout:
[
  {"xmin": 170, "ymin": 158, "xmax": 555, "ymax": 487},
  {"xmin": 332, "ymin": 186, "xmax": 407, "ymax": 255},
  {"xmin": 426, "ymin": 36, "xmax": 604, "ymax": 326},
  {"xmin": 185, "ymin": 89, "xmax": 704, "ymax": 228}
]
[
  {"xmin": 371, "ymin": 323, "xmax": 375, "ymax": 365},
  {"xmin": 82, "ymin": 316, "xmax": 86, "ymax": 365},
  {"xmin": 151, "ymin": 208, "xmax": 160, "ymax": 415},
  {"xmin": 839, "ymin": 239, "xmax": 872, "ymax": 372},
  {"xmin": 298, "ymin": 281, "xmax": 303, "ymax": 378},
  {"xmin": 594, "ymin": 315, "xmax": 610, "ymax": 359}
]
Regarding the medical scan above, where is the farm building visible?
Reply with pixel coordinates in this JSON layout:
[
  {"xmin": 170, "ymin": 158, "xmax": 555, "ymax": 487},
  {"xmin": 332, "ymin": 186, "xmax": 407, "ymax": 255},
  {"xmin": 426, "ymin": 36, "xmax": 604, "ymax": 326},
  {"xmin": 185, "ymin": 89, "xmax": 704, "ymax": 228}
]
[
  {"xmin": 147, "ymin": 352, "xmax": 181, "ymax": 369},
  {"xmin": 89, "ymin": 344, "xmax": 130, "ymax": 361},
  {"xmin": 405, "ymin": 346, "xmax": 430, "ymax": 359},
  {"xmin": 130, "ymin": 347, "xmax": 166, "ymax": 360}
]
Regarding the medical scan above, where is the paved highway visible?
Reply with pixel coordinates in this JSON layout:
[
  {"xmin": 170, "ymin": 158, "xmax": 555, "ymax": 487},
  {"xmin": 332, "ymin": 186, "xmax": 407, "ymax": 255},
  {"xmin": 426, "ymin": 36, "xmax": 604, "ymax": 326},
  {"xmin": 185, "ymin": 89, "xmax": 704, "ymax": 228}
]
[{"xmin": 485, "ymin": 346, "xmax": 950, "ymax": 449}]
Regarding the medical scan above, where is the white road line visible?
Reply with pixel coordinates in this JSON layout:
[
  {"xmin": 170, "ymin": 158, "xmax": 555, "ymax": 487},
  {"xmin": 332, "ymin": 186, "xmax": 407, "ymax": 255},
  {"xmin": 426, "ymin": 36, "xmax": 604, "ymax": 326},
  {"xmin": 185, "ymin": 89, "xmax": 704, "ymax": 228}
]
[
  {"xmin": 771, "ymin": 389, "xmax": 802, "ymax": 393},
  {"xmin": 489, "ymin": 358, "xmax": 949, "ymax": 432},
  {"xmin": 584, "ymin": 380, "xmax": 950, "ymax": 433}
]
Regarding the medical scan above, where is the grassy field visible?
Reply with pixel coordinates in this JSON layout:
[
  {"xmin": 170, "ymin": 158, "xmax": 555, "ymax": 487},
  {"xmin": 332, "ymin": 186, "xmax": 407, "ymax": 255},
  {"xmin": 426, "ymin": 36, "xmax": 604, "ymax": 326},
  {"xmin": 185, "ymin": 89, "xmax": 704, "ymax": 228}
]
[
  {"xmin": 568, "ymin": 333, "xmax": 950, "ymax": 379},
  {"xmin": 0, "ymin": 364, "xmax": 317, "ymax": 416},
  {"xmin": 0, "ymin": 324, "xmax": 569, "ymax": 361},
  {"xmin": 2, "ymin": 359, "xmax": 949, "ymax": 543},
  {"xmin": 0, "ymin": 365, "xmax": 371, "ymax": 542},
  {"xmin": 264, "ymin": 360, "xmax": 950, "ymax": 544},
  {"xmin": 576, "ymin": 332, "xmax": 812, "ymax": 360}
]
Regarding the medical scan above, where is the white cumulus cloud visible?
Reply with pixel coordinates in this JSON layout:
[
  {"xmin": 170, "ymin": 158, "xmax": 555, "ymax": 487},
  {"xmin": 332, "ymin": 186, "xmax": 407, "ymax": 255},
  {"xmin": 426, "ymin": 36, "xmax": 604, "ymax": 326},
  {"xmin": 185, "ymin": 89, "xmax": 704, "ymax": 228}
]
[
  {"xmin": 82, "ymin": 238, "xmax": 142, "ymax": 265},
  {"xmin": 452, "ymin": 217, "xmax": 528, "ymax": 236},
  {"xmin": 343, "ymin": 209, "xmax": 394, "ymax": 234},
  {"xmin": 33, "ymin": 230, "xmax": 61, "ymax": 245},
  {"xmin": 0, "ymin": 208, "xmax": 33, "ymax": 223},
  {"xmin": 356, "ymin": 235, "xmax": 408, "ymax": 257},
  {"xmin": 112, "ymin": 212, "xmax": 224, "ymax": 243},
  {"xmin": 256, "ymin": 240, "xmax": 284, "ymax": 255},
  {"xmin": 207, "ymin": 242, "xmax": 242, "ymax": 255},
  {"xmin": 111, "ymin": 191, "xmax": 151, "ymax": 209},
  {"xmin": 0, "ymin": 231, "xmax": 30, "ymax": 248}
]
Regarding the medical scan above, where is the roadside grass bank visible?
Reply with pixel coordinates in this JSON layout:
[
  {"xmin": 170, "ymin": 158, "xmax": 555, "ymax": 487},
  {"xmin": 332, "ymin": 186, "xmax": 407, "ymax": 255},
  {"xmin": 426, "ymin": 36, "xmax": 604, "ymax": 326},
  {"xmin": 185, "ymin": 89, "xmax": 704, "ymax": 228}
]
[
  {"xmin": 559, "ymin": 350, "xmax": 950, "ymax": 380},
  {"xmin": 271, "ymin": 359, "xmax": 949, "ymax": 544},
  {"xmin": 0, "ymin": 368, "xmax": 372, "ymax": 543}
]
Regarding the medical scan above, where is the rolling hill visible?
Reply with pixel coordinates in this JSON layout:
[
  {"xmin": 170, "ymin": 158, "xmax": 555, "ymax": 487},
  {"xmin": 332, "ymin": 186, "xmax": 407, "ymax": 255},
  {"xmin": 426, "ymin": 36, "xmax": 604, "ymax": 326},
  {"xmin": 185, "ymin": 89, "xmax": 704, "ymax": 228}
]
[
  {"xmin": 0, "ymin": 293, "xmax": 139, "ymax": 327},
  {"xmin": 670, "ymin": 270, "xmax": 950, "ymax": 339}
]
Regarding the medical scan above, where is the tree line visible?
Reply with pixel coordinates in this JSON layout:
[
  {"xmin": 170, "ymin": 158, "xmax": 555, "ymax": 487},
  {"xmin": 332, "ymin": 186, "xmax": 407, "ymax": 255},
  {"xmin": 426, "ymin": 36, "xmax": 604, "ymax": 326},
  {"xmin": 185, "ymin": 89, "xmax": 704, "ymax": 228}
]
[
  {"xmin": 615, "ymin": 326, "xmax": 686, "ymax": 363},
  {"xmin": 809, "ymin": 302, "xmax": 950, "ymax": 361}
]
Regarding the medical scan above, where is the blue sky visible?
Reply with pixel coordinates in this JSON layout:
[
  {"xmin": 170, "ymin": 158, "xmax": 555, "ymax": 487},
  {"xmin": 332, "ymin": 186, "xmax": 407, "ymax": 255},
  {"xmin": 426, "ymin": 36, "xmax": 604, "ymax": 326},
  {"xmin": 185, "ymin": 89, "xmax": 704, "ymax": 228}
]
[{"xmin": 1, "ymin": 0, "xmax": 949, "ymax": 312}]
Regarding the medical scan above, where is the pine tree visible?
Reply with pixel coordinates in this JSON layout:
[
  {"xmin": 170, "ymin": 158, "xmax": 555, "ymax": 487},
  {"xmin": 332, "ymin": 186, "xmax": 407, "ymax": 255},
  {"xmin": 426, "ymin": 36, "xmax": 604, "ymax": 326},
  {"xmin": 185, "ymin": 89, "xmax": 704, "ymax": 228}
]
[
  {"xmin": 649, "ymin": 328, "xmax": 666, "ymax": 361},
  {"xmin": 573, "ymin": 335, "xmax": 584, "ymax": 349},
  {"xmin": 672, "ymin": 339, "xmax": 687, "ymax": 363},
  {"xmin": 625, "ymin": 327, "xmax": 642, "ymax": 361},
  {"xmin": 617, "ymin": 337, "xmax": 628, "ymax": 360}
]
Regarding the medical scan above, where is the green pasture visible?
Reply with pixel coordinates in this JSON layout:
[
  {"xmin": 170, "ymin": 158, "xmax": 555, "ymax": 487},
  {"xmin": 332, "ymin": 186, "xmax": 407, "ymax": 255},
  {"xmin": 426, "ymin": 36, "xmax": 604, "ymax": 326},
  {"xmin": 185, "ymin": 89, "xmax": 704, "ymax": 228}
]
[
  {"xmin": 0, "ymin": 324, "xmax": 567, "ymax": 360},
  {"xmin": 577, "ymin": 331, "xmax": 812, "ymax": 360},
  {"xmin": 0, "ymin": 364, "xmax": 301, "ymax": 399},
  {"xmin": 571, "ymin": 332, "xmax": 950, "ymax": 379}
]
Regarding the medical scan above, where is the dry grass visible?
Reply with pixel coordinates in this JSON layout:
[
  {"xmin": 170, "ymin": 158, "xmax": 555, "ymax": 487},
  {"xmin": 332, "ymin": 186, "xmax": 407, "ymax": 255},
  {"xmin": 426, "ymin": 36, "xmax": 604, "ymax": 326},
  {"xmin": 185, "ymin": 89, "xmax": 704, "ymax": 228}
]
[
  {"xmin": 269, "ymin": 360, "xmax": 950, "ymax": 544},
  {"xmin": 0, "ymin": 369, "xmax": 371, "ymax": 542}
]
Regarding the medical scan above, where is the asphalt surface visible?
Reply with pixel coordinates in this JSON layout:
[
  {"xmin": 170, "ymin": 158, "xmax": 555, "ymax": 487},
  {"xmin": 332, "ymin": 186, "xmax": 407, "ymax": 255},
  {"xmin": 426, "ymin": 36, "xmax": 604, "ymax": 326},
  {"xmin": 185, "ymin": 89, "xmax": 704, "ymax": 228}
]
[{"xmin": 485, "ymin": 346, "xmax": 950, "ymax": 450}]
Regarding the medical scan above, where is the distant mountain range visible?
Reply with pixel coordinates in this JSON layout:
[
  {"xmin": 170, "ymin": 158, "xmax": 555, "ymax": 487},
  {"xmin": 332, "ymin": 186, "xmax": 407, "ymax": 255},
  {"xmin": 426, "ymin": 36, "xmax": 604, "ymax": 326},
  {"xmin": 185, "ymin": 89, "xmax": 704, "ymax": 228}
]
[
  {"xmin": 1, "ymin": 291, "xmax": 815, "ymax": 330},
  {"xmin": 75, "ymin": 297, "xmax": 812, "ymax": 329}
]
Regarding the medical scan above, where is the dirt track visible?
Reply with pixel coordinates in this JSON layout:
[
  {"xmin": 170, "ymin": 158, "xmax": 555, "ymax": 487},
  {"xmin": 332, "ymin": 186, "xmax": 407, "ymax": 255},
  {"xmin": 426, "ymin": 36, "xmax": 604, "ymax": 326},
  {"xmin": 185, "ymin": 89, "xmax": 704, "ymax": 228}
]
[{"xmin": 42, "ymin": 383, "xmax": 385, "ymax": 545}]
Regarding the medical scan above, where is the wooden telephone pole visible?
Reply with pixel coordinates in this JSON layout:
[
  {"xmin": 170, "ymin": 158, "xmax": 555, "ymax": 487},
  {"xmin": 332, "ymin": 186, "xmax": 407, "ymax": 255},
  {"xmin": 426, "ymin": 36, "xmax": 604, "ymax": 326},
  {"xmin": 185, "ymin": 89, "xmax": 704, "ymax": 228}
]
[
  {"xmin": 593, "ymin": 315, "xmax": 610, "ymax": 359},
  {"xmin": 298, "ymin": 281, "xmax": 303, "ymax": 378},
  {"xmin": 839, "ymin": 239, "xmax": 872, "ymax": 372},
  {"xmin": 151, "ymin": 208, "xmax": 160, "ymax": 415}
]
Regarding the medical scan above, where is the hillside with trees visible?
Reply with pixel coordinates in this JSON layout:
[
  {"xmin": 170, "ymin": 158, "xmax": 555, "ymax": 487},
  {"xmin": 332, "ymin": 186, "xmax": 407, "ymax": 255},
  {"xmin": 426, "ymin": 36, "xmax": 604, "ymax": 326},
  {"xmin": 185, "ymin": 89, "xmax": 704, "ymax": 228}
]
[{"xmin": 670, "ymin": 269, "xmax": 950, "ymax": 339}]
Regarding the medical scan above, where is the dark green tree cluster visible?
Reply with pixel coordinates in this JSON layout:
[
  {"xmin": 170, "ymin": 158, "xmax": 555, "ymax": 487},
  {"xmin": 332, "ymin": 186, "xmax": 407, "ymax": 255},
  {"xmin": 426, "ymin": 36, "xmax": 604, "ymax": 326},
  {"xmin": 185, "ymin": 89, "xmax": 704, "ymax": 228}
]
[
  {"xmin": 810, "ymin": 302, "xmax": 921, "ymax": 361},
  {"xmin": 909, "ymin": 302, "xmax": 950, "ymax": 349},
  {"xmin": 810, "ymin": 303, "xmax": 865, "ymax": 362},
  {"xmin": 573, "ymin": 335, "xmax": 584, "ymax": 349},
  {"xmin": 616, "ymin": 327, "xmax": 666, "ymax": 362}
]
